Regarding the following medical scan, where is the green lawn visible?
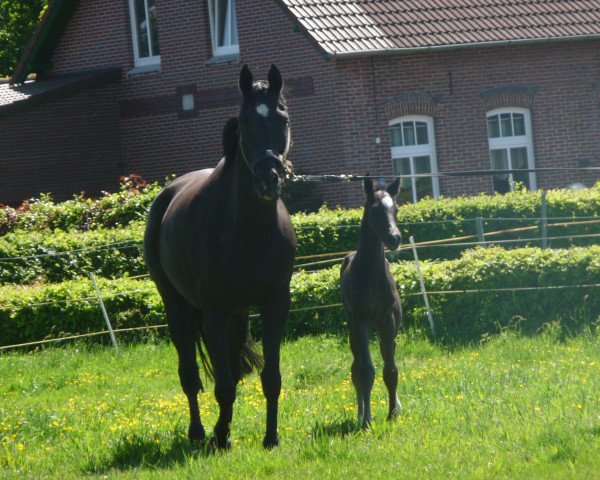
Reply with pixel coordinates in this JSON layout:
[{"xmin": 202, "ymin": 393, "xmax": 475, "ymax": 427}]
[{"xmin": 1, "ymin": 326, "xmax": 599, "ymax": 479}]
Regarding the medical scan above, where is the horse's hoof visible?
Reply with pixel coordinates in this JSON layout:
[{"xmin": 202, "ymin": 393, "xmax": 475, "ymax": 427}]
[
  {"xmin": 188, "ymin": 424, "xmax": 206, "ymax": 443},
  {"xmin": 263, "ymin": 434, "xmax": 279, "ymax": 450},
  {"xmin": 210, "ymin": 436, "xmax": 232, "ymax": 450}
]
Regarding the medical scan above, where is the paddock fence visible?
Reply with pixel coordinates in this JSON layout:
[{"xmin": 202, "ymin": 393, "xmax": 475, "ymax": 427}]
[{"xmin": 0, "ymin": 212, "xmax": 598, "ymax": 351}]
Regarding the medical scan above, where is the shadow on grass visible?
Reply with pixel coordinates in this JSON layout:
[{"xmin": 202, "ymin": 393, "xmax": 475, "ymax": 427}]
[
  {"xmin": 310, "ymin": 416, "xmax": 361, "ymax": 440},
  {"xmin": 82, "ymin": 430, "xmax": 220, "ymax": 474}
]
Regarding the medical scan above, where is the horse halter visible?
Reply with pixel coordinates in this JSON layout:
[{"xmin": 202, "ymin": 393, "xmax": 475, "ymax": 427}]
[{"xmin": 237, "ymin": 120, "xmax": 293, "ymax": 180}]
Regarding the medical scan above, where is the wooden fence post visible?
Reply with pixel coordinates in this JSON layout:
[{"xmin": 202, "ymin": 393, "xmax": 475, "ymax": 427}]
[
  {"xmin": 90, "ymin": 273, "xmax": 118, "ymax": 350},
  {"xmin": 409, "ymin": 236, "xmax": 436, "ymax": 338},
  {"xmin": 476, "ymin": 217, "xmax": 486, "ymax": 245},
  {"xmin": 541, "ymin": 191, "xmax": 548, "ymax": 249}
]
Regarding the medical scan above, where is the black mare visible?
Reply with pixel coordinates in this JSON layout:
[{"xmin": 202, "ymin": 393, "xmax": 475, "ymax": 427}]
[
  {"xmin": 340, "ymin": 177, "xmax": 403, "ymax": 428},
  {"xmin": 144, "ymin": 65, "xmax": 296, "ymax": 449}
]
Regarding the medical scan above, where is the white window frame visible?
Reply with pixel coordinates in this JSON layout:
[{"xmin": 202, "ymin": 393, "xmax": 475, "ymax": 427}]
[
  {"xmin": 487, "ymin": 107, "xmax": 536, "ymax": 192},
  {"xmin": 389, "ymin": 115, "xmax": 440, "ymax": 203},
  {"xmin": 128, "ymin": 0, "xmax": 161, "ymax": 68},
  {"xmin": 208, "ymin": 0, "xmax": 240, "ymax": 57}
]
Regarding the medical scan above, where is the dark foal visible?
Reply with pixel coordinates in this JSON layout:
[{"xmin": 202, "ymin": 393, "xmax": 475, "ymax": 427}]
[
  {"xmin": 340, "ymin": 176, "xmax": 403, "ymax": 428},
  {"xmin": 144, "ymin": 65, "xmax": 296, "ymax": 449}
]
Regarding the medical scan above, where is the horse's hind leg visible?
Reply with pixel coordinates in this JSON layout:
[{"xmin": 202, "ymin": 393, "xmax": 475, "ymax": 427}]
[
  {"xmin": 202, "ymin": 311, "xmax": 236, "ymax": 449},
  {"xmin": 227, "ymin": 313, "xmax": 249, "ymax": 385},
  {"xmin": 349, "ymin": 320, "xmax": 375, "ymax": 428},
  {"xmin": 378, "ymin": 313, "xmax": 402, "ymax": 420},
  {"xmin": 163, "ymin": 291, "xmax": 205, "ymax": 442}
]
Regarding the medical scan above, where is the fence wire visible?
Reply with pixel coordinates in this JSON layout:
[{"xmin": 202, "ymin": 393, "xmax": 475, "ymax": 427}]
[{"xmin": 0, "ymin": 212, "xmax": 598, "ymax": 351}]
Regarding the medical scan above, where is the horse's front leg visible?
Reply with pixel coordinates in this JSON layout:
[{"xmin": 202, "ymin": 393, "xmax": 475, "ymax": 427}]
[
  {"xmin": 259, "ymin": 289, "xmax": 290, "ymax": 449},
  {"xmin": 202, "ymin": 311, "xmax": 235, "ymax": 449}
]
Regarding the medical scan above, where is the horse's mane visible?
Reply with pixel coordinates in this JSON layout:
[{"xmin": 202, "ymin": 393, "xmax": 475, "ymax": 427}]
[{"xmin": 222, "ymin": 117, "xmax": 239, "ymax": 167}]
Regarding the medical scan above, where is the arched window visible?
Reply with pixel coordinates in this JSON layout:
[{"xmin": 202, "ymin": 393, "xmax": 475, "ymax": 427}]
[
  {"xmin": 389, "ymin": 116, "xmax": 439, "ymax": 203},
  {"xmin": 487, "ymin": 108, "xmax": 536, "ymax": 193}
]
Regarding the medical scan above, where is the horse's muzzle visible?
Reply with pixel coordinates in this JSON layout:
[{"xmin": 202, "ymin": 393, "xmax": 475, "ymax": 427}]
[
  {"xmin": 253, "ymin": 152, "xmax": 284, "ymax": 201},
  {"xmin": 384, "ymin": 233, "xmax": 402, "ymax": 251}
]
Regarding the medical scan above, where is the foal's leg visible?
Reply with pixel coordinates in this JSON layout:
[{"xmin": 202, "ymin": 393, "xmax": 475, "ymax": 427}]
[
  {"xmin": 202, "ymin": 311, "xmax": 236, "ymax": 449},
  {"xmin": 378, "ymin": 313, "xmax": 402, "ymax": 420},
  {"xmin": 259, "ymin": 290, "xmax": 290, "ymax": 449},
  {"xmin": 164, "ymin": 294, "xmax": 205, "ymax": 442},
  {"xmin": 349, "ymin": 320, "xmax": 375, "ymax": 428}
]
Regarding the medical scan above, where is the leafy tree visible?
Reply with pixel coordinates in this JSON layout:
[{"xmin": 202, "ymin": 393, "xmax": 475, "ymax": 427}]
[{"xmin": 0, "ymin": 0, "xmax": 47, "ymax": 78}]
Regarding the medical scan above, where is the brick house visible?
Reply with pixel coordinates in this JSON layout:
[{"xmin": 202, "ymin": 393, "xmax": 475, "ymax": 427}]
[{"xmin": 1, "ymin": 0, "xmax": 600, "ymax": 207}]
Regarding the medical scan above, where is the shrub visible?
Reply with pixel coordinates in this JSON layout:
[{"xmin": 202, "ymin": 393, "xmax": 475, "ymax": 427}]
[
  {"xmin": 1, "ymin": 246, "xmax": 598, "ymax": 347},
  {"xmin": 0, "ymin": 182, "xmax": 598, "ymax": 285},
  {"xmin": 0, "ymin": 223, "xmax": 146, "ymax": 284},
  {"xmin": 0, "ymin": 175, "xmax": 161, "ymax": 234}
]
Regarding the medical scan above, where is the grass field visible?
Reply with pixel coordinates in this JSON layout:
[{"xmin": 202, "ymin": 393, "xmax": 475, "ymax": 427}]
[{"xmin": 1, "ymin": 325, "xmax": 599, "ymax": 479}]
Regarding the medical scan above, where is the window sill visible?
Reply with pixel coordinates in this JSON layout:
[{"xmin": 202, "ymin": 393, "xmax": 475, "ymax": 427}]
[
  {"xmin": 205, "ymin": 53, "xmax": 241, "ymax": 66},
  {"xmin": 126, "ymin": 64, "xmax": 161, "ymax": 77}
]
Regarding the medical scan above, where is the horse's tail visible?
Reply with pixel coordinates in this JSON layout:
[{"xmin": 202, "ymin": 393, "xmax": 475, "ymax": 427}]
[
  {"xmin": 240, "ymin": 334, "xmax": 264, "ymax": 377},
  {"xmin": 194, "ymin": 324, "xmax": 213, "ymax": 389},
  {"xmin": 194, "ymin": 321, "xmax": 263, "ymax": 383}
]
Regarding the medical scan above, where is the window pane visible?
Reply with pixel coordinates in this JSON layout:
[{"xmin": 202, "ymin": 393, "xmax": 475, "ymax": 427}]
[
  {"xmin": 230, "ymin": 0, "xmax": 238, "ymax": 45},
  {"xmin": 510, "ymin": 147, "xmax": 530, "ymax": 189},
  {"xmin": 513, "ymin": 113, "xmax": 525, "ymax": 136},
  {"xmin": 216, "ymin": 0, "xmax": 237, "ymax": 47},
  {"xmin": 415, "ymin": 122, "xmax": 429, "ymax": 144},
  {"xmin": 395, "ymin": 157, "xmax": 413, "ymax": 204},
  {"xmin": 403, "ymin": 122, "xmax": 416, "ymax": 146},
  {"xmin": 134, "ymin": 0, "xmax": 150, "ymax": 58},
  {"xmin": 414, "ymin": 155, "xmax": 431, "ymax": 174},
  {"xmin": 490, "ymin": 149, "xmax": 510, "ymax": 194},
  {"xmin": 414, "ymin": 156, "xmax": 433, "ymax": 201},
  {"xmin": 487, "ymin": 115, "xmax": 500, "ymax": 138},
  {"xmin": 217, "ymin": 0, "xmax": 227, "ymax": 46},
  {"xmin": 389, "ymin": 124, "xmax": 403, "ymax": 147},
  {"xmin": 500, "ymin": 113, "xmax": 513, "ymax": 137},
  {"xmin": 148, "ymin": 0, "xmax": 159, "ymax": 56}
]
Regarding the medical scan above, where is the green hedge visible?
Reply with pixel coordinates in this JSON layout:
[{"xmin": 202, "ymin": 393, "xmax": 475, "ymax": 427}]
[
  {"xmin": 294, "ymin": 184, "xmax": 600, "ymax": 259},
  {"xmin": 0, "ymin": 222, "xmax": 146, "ymax": 284},
  {"xmin": 1, "ymin": 246, "xmax": 598, "ymax": 347},
  {"xmin": 1, "ymin": 185, "xmax": 599, "ymax": 284},
  {"xmin": 0, "ymin": 176, "xmax": 162, "ymax": 234}
]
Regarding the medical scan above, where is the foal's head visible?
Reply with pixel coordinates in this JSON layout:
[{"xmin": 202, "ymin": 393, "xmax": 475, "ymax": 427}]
[
  {"xmin": 363, "ymin": 176, "xmax": 402, "ymax": 250},
  {"xmin": 237, "ymin": 64, "xmax": 291, "ymax": 201}
]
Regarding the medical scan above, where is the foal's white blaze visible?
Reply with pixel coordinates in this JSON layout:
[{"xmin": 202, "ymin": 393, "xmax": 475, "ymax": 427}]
[
  {"xmin": 256, "ymin": 104, "xmax": 269, "ymax": 118},
  {"xmin": 381, "ymin": 196, "xmax": 394, "ymax": 209}
]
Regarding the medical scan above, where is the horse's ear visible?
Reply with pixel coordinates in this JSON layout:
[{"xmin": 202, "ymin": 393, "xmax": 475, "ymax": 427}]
[
  {"xmin": 363, "ymin": 173, "xmax": 374, "ymax": 200},
  {"xmin": 222, "ymin": 117, "xmax": 239, "ymax": 161},
  {"xmin": 267, "ymin": 64, "xmax": 283, "ymax": 96},
  {"xmin": 239, "ymin": 64, "xmax": 253, "ymax": 97},
  {"xmin": 387, "ymin": 177, "xmax": 400, "ymax": 198}
]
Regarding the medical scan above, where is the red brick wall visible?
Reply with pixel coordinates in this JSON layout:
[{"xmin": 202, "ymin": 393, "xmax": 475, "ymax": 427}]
[
  {"xmin": 0, "ymin": 83, "xmax": 122, "ymax": 205},
  {"xmin": 335, "ymin": 41, "xmax": 600, "ymax": 204},
  {"xmin": 41, "ymin": 1, "xmax": 600, "ymax": 208}
]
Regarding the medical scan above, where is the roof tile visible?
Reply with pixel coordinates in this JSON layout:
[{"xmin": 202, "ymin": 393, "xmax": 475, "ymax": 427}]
[{"xmin": 280, "ymin": 0, "xmax": 600, "ymax": 55}]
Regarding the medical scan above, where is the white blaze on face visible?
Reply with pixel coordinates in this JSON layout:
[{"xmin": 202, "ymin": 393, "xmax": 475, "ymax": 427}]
[
  {"xmin": 256, "ymin": 104, "xmax": 269, "ymax": 118},
  {"xmin": 381, "ymin": 195, "xmax": 394, "ymax": 209}
]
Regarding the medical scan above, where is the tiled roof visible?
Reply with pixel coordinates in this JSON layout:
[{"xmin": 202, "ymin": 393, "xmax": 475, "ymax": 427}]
[
  {"xmin": 0, "ymin": 69, "xmax": 121, "ymax": 116},
  {"xmin": 278, "ymin": 0, "xmax": 600, "ymax": 56}
]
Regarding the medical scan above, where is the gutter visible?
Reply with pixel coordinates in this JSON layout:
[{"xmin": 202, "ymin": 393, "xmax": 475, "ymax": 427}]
[{"xmin": 328, "ymin": 34, "xmax": 600, "ymax": 60}]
